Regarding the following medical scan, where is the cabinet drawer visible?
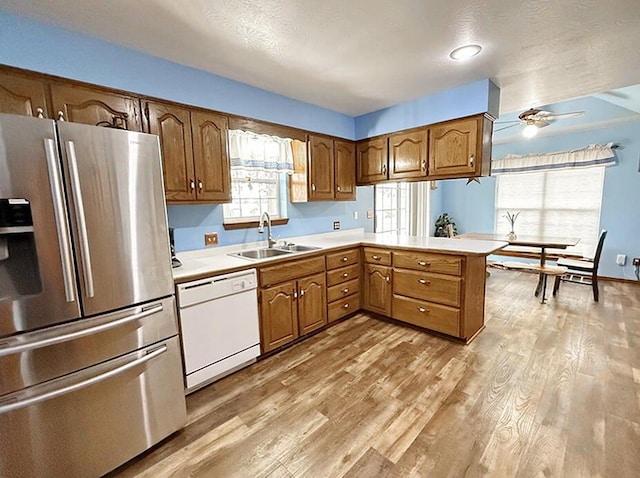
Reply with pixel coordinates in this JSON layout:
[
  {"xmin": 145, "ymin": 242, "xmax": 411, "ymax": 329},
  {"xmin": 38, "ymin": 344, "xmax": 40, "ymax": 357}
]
[
  {"xmin": 363, "ymin": 247, "xmax": 391, "ymax": 265},
  {"xmin": 392, "ymin": 251, "xmax": 462, "ymax": 275},
  {"xmin": 260, "ymin": 256, "xmax": 325, "ymax": 286},
  {"xmin": 392, "ymin": 294, "xmax": 459, "ymax": 337},
  {"xmin": 327, "ymin": 263, "xmax": 361, "ymax": 287},
  {"xmin": 327, "ymin": 278, "xmax": 359, "ymax": 302},
  {"xmin": 328, "ymin": 294, "xmax": 360, "ymax": 323},
  {"xmin": 326, "ymin": 248, "xmax": 360, "ymax": 270},
  {"xmin": 393, "ymin": 269, "xmax": 461, "ymax": 307}
]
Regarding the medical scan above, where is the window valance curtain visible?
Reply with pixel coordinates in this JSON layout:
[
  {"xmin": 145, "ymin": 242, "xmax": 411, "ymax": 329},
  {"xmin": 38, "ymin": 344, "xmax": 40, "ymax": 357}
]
[
  {"xmin": 228, "ymin": 129, "xmax": 294, "ymax": 173},
  {"xmin": 491, "ymin": 143, "xmax": 617, "ymax": 175}
]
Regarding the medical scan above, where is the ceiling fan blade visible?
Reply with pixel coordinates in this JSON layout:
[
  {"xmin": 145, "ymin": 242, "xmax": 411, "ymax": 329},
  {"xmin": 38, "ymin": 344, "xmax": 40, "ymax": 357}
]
[
  {"xmin": 535, "ymin": 120, "xmax": 550, "ymax": 128},
  {"xmin": 542, "ymin": 111, "xmax": 584, "ymax": 120},
  {"xmin": 494, "ymin": 123, "xmax": 521, "ymax": 132}
]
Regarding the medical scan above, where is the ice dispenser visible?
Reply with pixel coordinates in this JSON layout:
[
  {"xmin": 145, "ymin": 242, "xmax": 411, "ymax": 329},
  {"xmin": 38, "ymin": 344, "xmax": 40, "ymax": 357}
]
[{"xmin": 0, "ymin": 198, "xmax": 42, "ymax": 299}]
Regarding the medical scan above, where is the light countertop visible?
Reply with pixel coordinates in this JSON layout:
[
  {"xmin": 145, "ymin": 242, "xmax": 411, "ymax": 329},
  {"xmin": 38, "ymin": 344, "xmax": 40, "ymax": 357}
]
[{"xmin": 173, "ymin": 228, "xmax": 508, "ymax": 283}]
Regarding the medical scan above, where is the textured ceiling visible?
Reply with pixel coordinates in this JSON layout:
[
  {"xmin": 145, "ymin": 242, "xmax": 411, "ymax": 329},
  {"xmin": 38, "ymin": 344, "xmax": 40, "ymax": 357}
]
[{"xmin": 2, "ymin": 0, "xmax": 640, "ymax": 116}]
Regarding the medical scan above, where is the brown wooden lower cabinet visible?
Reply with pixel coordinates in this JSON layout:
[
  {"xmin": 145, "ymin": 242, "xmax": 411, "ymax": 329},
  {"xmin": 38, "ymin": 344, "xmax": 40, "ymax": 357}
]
[
  {"xmin": 259, "ymin": 261, "xmax": 327, "ymax": 353},
  {"xmin": 363, "ymin": 264, "xmax": 392, "ymax": 316},
  {"xmin": 259, "ymin": 281, "xmax": 299, "ymax": 352}
]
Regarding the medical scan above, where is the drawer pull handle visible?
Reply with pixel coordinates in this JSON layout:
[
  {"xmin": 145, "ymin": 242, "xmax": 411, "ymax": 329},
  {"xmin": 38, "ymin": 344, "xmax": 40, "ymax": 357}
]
[
  {"xmin": 341, "ymin": 257, "xmax": 348, "ymax": 262},
  {"xmin": 343, "ymin": 303, "xmax": 350, "ymax": 309},
  {"xmin": 342, "ymin": 273, "xmax": 349, "ymax": 278},
  {"xmin": 386, "ymin": 276, "xmax": 390, "ymax": 283},
  {"xmin": 418, "ymin": 279, "xmax": 430, "ymax": 285},
  {"xmin": 372, "ymin": 255, "xmax": 381, "ymax": 260},
  {"xmin": 418, "ymin": 261, "xmax": 431, "ymax": 266},
  {"xmin": 342, "ymin": 288, "xmax": 349, "ymax": 294},
  {"xmin": 417, "ymin": 307, "xmax": 428, "ymax": 313}
]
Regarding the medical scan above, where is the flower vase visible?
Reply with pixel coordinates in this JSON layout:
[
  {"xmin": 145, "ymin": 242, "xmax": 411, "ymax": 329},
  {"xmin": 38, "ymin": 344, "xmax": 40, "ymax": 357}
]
[{"xmin": 507, "ymin": 229, "xmax": 517, "ymax": 241}]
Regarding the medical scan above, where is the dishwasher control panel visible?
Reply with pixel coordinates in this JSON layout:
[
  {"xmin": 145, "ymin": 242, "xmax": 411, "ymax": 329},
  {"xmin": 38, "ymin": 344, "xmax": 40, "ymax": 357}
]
[{"xmin": 177, "ymin": 269, "xmax": 257, "ymax": 308}]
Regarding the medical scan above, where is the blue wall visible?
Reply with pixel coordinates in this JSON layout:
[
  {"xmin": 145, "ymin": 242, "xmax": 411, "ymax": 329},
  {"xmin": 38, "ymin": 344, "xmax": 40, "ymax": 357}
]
[
  {"xmin": 355, "ymin": 79, "xmax": 500, "ymax": 139},
  {"xmin": 0, "ymin": 11, "xmax": 497, "ymax": 252},
  {"xmin": 438, "ymin": 120, "xmax": 640, "ymax": 280}
]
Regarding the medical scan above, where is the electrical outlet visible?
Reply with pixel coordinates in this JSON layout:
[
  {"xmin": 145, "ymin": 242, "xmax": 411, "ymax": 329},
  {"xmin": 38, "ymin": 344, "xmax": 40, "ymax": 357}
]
[
  {"xmin": 353, "ymin": 211, "xmax": 359, "ymax": 220},
  {"xmin": 333, "ymin": 221, "xmax": 340, "ymax": 230},
  {"xmin": 204, "ymin": 232, "xmax": 218, "ymax": 246},
  {"xmin": 616, "ymin": 254, "xmax": 626, "ymax": 266},
  {"xmin": 633, "ymin": 257, "xmax": 640, "ymax": 267}
]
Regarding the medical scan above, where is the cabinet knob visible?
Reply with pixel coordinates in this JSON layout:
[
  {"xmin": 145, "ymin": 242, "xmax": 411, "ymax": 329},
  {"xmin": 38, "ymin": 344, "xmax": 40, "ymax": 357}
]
[
  {"xmin": 417, "ymin": 307, "xmax": 428, "ymax": 313},
  {"xmin": 300, "ymin": 289, "xmax": 305, "ymax": 297},
  {"xmin": 311, "ymin": 184, "xmax": 316, "ymax": 192},
  {"xmin": 418, "ymin": 261, "xmax": 430, "ymax": 267},
  {"xmin": 342, "ymin": 288, "xmax": 349, "ymax": 294},
  {"xmin": 57, "ymin": 111, "xmax": 65, "ymax": 121},
  {"xmin": 343, "ymin": 303, "xmax": 350, "ymax": 309},
  {"xmin": 422, "ymin": 159, "xmax": 426, "ymax": 171},
  {"xmin": 337, "ymin": 186, "xmax": 341, "ymax": 192},
  {"xmin": 190, "ymin": 179, "xmax": 195, "ymax": 191},
  {"xmin": 293, "ymin": 290, "xmax": 298, "ymax": 299},
  {"xmin": 382, "ymin": 164, "xmax": 387, "ymax": 175},
  {"xmin": 372, "ymin": 255, "xmax": 381, "ymax": 260},
  {"xmin": 341, "ymin": 257, "xmax": 348, "ymax": 262},
  {"xmin": 386, "ymin": 276, "xmax": 390, "ymax": 283},
  {"xmin": 342, "ymin": 273, "xmax": 349, "ymax": 278},
  {"xmin": 198, "ymin": 179, "xmax": 203, "ymax": 191},
  {"xmin": 469, "ymin": 155, "xmax": 474, "ymax": 166},
  {"xmin": 418, "ymin": 279, "xmax": 430, "ymax": 285},
  {"xmin": 36, "ymin": 107, "xmax": 44, "ymax": 119}
]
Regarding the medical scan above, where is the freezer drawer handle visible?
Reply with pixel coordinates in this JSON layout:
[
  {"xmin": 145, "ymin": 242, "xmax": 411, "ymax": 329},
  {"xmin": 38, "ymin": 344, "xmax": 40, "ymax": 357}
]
[
  {"xmin": 44, "ymin": 138, "xmax": 76, "ymax": 303},
  {"xmin": 0, "ymin": 345, "xmax": 167, "ymax": 415},
  {"xmin": 0, "ymin": 304, "xmax": 163, "ymax": 358},
  {"xmin": 65, "ymin": 140, "xmax": 95, "ymax": 298}
]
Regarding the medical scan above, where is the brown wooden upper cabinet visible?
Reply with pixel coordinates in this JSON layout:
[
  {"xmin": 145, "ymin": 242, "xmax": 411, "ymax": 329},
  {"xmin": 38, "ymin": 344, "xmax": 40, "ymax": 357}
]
[
  {"xmin": 428, "ymin": 115, "xmax": 492, "ymax": 179},
  {"xmin": 356, "ymin": 137, "xmax": 388, "ymax": 185},
  {"xmin": 388, "ymin": 129, "xmax": 428, "ymax": 180},
  {"xmin": 145, "ymin": 100, "xmax": 231, "ymax": 203},
  {"xmin": 292, "ymin": 135, "xmax": 356, "ymax": 202},
  {"xmin": 50, "ymin": 83, "xmax": 143, "ymax": 131},
  {"xmin": 0, "ymin": 69, "xmax": 49, "ymax": 118}
]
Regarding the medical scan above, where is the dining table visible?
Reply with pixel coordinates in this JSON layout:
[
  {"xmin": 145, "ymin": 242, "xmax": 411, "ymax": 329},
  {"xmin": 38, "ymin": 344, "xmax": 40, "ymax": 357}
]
[{"xmin": 457, "ymin": 232, "xmax": 581, "ymax": 298}]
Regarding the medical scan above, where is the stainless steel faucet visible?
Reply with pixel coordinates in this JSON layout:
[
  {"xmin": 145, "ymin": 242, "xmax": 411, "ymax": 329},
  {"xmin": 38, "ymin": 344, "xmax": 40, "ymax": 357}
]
[{"xmin": 258, "ymin": 211, "xmax": 277, "ymax": 248}]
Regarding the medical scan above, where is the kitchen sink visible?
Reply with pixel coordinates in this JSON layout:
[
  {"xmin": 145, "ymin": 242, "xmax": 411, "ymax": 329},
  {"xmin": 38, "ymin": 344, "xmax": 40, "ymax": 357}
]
[
  {"xmin": 276, "ymin": 244, "xmax": 322, "ymax": 252},
  {"xmin": 231, "ymin": 248, "xmax": 293, "ymax": 260}
]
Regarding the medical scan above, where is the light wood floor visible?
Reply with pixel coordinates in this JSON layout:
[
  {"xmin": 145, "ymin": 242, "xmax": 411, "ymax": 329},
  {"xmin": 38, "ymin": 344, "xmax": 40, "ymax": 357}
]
[{"xmin": 110, "ymin": 270, "xmax": 640, "ymax": 478}]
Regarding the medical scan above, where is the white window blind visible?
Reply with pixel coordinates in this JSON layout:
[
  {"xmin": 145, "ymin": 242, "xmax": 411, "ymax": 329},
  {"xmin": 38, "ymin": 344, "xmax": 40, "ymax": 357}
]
[
  {"xmin": 375, "ymin": 182, "xmax": 430, "ymax": 236},
  {"xmin": 495, "ymin": 167, "xmax": 605, "ymax": 256}
]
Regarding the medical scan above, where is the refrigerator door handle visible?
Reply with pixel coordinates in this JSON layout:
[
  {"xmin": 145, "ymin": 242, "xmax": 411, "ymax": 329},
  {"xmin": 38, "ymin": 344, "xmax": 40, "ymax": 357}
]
[
  {"xmin": 65, "ymin": 140, "xmax": 95, "ymax": 298},
  {"xmin": 0, "ymin": 345, "xmax": 167, "ymax": 415},
  {"xmin": 0, "ymin": 303, "xmax": 164, "ymax": 358},
  {"xmin": 43, "ymin": 138, "xmax": 76, "ymax": 303}
]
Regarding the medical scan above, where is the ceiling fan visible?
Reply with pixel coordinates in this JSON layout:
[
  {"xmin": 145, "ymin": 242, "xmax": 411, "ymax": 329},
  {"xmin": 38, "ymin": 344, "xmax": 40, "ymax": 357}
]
[{"xmin": 495, "ymin": 107, "xmax": 584, "ymax": 138}]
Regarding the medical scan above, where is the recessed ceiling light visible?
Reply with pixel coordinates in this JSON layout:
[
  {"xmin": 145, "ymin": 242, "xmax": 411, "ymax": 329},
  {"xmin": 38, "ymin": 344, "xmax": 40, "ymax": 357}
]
[{"xmin": 449, "ymin": 44, "xmax": 482, "ymax": 61}]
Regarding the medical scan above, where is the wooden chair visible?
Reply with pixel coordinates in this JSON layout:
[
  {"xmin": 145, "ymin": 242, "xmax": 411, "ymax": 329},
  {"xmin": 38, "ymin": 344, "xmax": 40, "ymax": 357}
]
[{"xmin": 553, "ymin": 229, "xmax": 607, "ymax": 302}]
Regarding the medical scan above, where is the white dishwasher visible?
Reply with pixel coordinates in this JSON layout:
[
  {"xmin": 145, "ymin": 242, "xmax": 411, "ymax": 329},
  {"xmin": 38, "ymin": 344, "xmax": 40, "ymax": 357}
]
[{"xmin": 177, "ymin": 269, "xmax": 260, "ymax": 393}]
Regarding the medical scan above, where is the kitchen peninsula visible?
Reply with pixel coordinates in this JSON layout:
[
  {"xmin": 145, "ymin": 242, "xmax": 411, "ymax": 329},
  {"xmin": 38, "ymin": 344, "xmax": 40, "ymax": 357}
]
[{"xmin": 174, "ymin": 229, "xmax": 507, "ymax": 353}]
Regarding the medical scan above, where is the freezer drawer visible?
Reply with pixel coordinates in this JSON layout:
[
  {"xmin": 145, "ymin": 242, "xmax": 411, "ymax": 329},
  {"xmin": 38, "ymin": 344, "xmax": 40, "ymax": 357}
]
[
  {"xmin": 0, "ymin": 296, "xmax": 178, "ymax": 396},
  {"xmin": 0, "ymin": 336, "xmax": 186, "ymax": 478}
]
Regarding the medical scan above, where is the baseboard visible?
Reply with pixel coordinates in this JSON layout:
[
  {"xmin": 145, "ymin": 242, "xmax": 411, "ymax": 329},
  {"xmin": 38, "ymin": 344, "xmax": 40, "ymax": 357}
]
[{"xmin": 600, "ymin": 275, "xmax": 640, "ymax": 285}]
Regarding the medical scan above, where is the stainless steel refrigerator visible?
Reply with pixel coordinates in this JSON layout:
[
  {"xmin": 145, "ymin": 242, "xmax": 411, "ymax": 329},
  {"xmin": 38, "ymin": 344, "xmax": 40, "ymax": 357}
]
[{"xmin": 0, "ymin": 113, "xmax": 186, "ymax": 477}]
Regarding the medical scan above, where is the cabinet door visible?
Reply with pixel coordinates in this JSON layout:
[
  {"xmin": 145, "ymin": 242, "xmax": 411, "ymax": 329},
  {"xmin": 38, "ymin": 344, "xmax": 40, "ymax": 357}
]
[
  {"xmin": 260, "ymin": 281, "xmax": 299, "ymax": 353},
  {"xmin": 146, "ymin": 101, "xmax": 196, "ymax": 201},
  {"xmin": 363, "ymin": 264, "xmax": 391, "ymax": 316},
  {"xmin": 356, "ymin": 137, "xmax": 388, "ymax": 184},
  {"xmin": 0, "ymin": 70, "xmax": 48, "ymax": 118},
  {"xmin": 389, "ymin": 129, "xmax": 428, "ymax": 180},
  {"xmin": 191, "ymin": 110, "xmax": 231, "ymax": 202},
  {"xmin": 308, "ymin": 135, "xmax": 335, "ymax": 200},
  {"xmin": 297, "ymin": 273, "xmax": 327, "ymax": 335},
  {"xmin": 334, "ymin": 140, "xmax": 356, "ymax": 200},
  {"xmin": 428, "ymin": 117, "xmax": 479, "ymax": 177},
  {"xmin": 50, "ymin": 83, "xmax": 142, "ymax": 131}
]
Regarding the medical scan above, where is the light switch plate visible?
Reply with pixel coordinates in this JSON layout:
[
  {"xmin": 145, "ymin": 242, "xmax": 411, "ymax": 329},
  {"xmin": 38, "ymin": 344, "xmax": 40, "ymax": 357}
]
[
  {"xmin": 333, "ymin": 221, "xmax": 340, "ymax": 230},
  {"xmin": 366, "ymin": 210, "xmax": 373, "ymax": 219}
]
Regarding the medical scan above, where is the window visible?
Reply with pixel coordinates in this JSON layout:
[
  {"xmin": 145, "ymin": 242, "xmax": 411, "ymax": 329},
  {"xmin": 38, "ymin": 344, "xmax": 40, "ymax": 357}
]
[
  {"xmin": 375, "ymin": 182, "xmax": 409, "ymax": 234},
  {"xmin": 495, "ymin": 167, "xmax": 605, "ymax": 256},
  {"xmin": 223, "ymin": 130, "xmax": 293, "ymax": 223}
]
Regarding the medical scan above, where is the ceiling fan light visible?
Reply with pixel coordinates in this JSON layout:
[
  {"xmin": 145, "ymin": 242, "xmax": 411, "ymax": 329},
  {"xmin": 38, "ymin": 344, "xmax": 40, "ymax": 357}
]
[
  {"xmin": 449, "ymin": 44, "xmax": 482, "ymax": 61},
  {"xmin": 523, "ymin": 124, "xmax": 538, "ymax": 138}
]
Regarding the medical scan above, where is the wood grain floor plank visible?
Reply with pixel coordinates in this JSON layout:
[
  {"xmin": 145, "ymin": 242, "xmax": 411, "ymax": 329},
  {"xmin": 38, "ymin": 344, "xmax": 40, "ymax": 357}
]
[{"xmin": 108, "ymin": 271, "xmax": 640, "ymax": 478}]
